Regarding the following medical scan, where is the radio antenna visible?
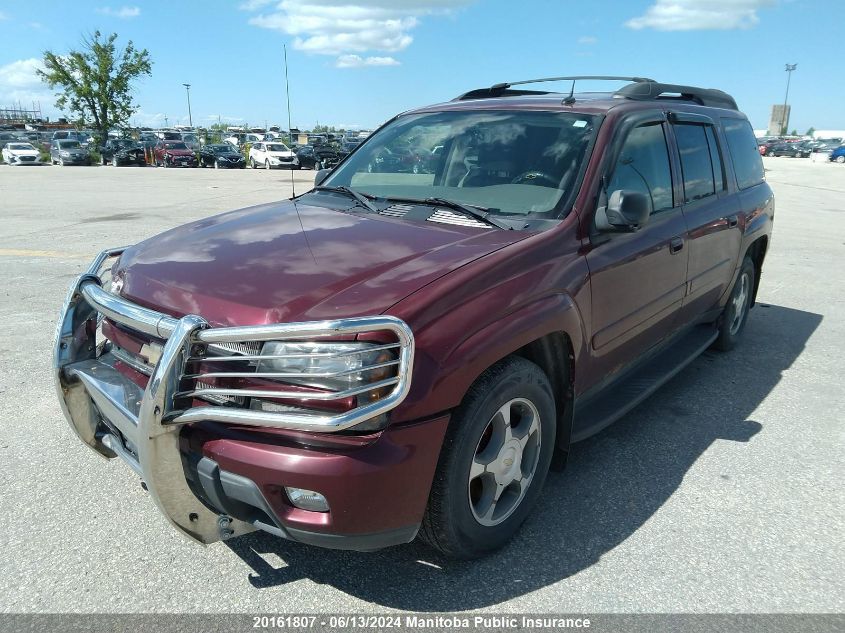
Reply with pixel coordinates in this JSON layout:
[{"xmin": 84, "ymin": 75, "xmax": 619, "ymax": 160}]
[{"xmin": 284, "ymin": 43, "xmax": 296, "ymax": 198}]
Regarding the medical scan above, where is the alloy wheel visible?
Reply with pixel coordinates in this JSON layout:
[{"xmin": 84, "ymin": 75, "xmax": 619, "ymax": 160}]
[
  {"xmin": 729, "ymin": 271, "xmax": 750, "ymax": 335},
  {"xmin": 468, "ymin": 398, "xmax": 542, "ymax": 527}
]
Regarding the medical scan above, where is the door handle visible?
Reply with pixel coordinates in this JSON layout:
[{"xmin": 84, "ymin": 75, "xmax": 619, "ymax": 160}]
[
  {"xmin": 669, "ymin": 237, "xmax": 684, "ymax": 254},
  {"xmin": 726, "ymin": 215, "xmax": 739, "ymax": 228}
]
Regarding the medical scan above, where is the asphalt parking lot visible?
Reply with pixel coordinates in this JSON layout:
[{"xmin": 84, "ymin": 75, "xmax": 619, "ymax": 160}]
[{"xmin": 0, "ymin": 159, "xmax": 843, "ymax": 614}]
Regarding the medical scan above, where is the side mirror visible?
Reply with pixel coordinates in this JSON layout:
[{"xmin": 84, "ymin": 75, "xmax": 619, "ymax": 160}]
[
  {"xmin": 314, "ymin": 168, "xmax": 331, "ymax": 187},
  {"xmin": 595, "ymin": 190, "xmax": 651, "ymax": 232}
]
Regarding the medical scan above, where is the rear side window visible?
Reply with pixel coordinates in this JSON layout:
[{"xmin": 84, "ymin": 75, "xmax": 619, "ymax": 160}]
[
  {"xmin": 723, "ymin": 118, "xmax": 764, "ymax": 190},
  {"xmin": 672, "ymin": 123, "xmax": 726, "ymax": 203},
  {"xmin": 608, "ymin": 122, "xmax": 674, "ymax": 214},
  {"xmin": 705, "ymin": 126, "xmax": 725, "ymax": 192},
  {"xmin": 673, "ymin": 124, "xmax": 714, "ymax": 202}
]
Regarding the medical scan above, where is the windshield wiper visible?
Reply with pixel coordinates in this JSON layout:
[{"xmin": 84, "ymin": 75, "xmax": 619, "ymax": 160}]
[
  {"xmin": 382, "ymin": 196, "xmax": 511, "ymax": 230},
  {"xmin": 312, "ymin": 185, "xmax": 378, "ymax": 213}
]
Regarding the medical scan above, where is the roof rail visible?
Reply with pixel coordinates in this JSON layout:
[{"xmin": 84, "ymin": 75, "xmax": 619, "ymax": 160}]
[
  {"xmin": 454, "ymin": 76, "xmax": 654, "ymax": 101},
  {"xmin": 615, "ymin": 81, "xmax": 738, "ymax": 110},
  {"xmin": 453, "ymin": 76, "xmax": 738, "ymax": 110}
]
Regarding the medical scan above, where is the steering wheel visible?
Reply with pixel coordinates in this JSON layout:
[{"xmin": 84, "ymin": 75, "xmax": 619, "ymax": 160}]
[{"xmin": 510, "ymin": 171, "xmax": 558, "ymax": 187}]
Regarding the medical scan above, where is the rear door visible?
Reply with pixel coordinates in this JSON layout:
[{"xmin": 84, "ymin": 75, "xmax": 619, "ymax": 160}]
[
  {"xmin": 668, "ymin": 112, "xmax": 742, "ymax": 323},
  {"xmin": 585, "ymin": 111, "xmax": 689, "ymax": 384}
]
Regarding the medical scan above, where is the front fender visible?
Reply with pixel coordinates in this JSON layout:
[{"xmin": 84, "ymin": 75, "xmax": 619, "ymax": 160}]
[{"xmin": 392, "ymin": 292, "xmax": 586, "ymax": 425}]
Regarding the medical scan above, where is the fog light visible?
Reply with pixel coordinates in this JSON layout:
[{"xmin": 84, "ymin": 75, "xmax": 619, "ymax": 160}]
[{"xmin": 285, "ymin": 487, "xmax": 329, "ymax": 512}]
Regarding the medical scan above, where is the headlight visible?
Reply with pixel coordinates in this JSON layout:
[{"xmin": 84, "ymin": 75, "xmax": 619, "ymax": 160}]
[{"xmin": 257, "ymin": 341, "xmax": 395, "ymax": 392}]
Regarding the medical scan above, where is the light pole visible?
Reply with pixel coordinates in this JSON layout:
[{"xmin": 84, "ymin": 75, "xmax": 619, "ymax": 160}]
[
  {"xmin": 782, "ymin": 63, "xmax": 797, "ymax": 135},
  {"xmin": 182, "ymin": 83, "xmax": 193, "ymax": 128}
]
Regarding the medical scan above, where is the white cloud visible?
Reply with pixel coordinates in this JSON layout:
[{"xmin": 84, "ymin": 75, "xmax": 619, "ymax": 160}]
[
  {"xmin": 96, "ymin": 5, "xmax": 141, "ymax": 19},
  {"xmin": 335, "ymin": 54, "xmax": 400, "ymax": 68},
  {"xmin": 626, "ymin": 0, "xmax": 774, "ymax": 31},
  {"xmin": 239, "ymin": 0, "xmax": 274, "ymax": 9},
  {"xmin": 578, "ymin": 36, "xmax": 598, "ymax": 44},
  {"xmin": 244, "ymin": 0, "xmax": 472, "ymax": 66},
  {"xmin": 0, "ymin": 58, "xmax": 54, "ymax": 107}
]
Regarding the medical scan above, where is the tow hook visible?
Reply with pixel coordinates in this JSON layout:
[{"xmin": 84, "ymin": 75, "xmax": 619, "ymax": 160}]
[{"xmin": 217, "ymin": 515, "xmax": 235, "ymax": 540}]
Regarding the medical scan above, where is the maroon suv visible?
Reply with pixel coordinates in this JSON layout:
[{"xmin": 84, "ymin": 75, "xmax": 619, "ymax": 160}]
[{"xmin": 55, "ymin": 77, "xmax": 773, "ymax": 559}]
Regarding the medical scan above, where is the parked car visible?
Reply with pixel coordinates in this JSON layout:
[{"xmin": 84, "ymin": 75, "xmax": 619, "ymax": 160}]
[
  {"xmin": 181, "ymin": 133, "xmax": 202, "ymax": 152},
  {"xmin": 2, "ymin": 142, "xmax": 42, "ymax": 165},
  {"xmin": 50, "ymin": 140, "xmax": 91, "ymax": 166},
  {"xmin": 199, "ymin": 144, "xmax": 246, "ymax": 169},
  {"xmin": 0, "ymin": 131, "xmax": 22, "ymax": 148},
  {"xmin": 248, "ymin": 141, "xmax": 299, "ymax": 169},
  {"xmin": 766, "ymin": 142, "xmax": 810, "ymax": 158},
  {"xmin": 51, "ymin": 130, "xmax": 91, "ymax": 148},
  {"xmin": 830, "ymin": 146, "xmax": 845, "ymax": 164},
  {"xmin": 100, "ymin": 139, "xmax": 147, "ymax": 166},
  {"xmin": 54, "ymin": 76, "xmax": 772, "ymax": 559},
  {"xmin": 153, "ymin": 140, "xmax": 197, "ymax": 167},
  {"xmin": 294, "ymin": 144, "xmax": 342, "ymax": 170},
  {"xmin": 225, "ymin": 133, "xmax": 263, "ymax": 148}
]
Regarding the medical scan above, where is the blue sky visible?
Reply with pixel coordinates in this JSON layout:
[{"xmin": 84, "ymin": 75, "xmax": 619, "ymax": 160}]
[{"xmin": 1, "ymin": 0, "xmax": 842, "ymax": 132}]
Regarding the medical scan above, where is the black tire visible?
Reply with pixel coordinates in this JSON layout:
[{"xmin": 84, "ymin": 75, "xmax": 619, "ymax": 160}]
[
  {"xmin": 713, "ymin": 256, "xmax": 755, "ymax": 351},
  {"xmin": 112, "ymin": 156, "xmax": 118, "ymax": 167},
  {"xmin": 265, "ymin": 159, "xmax": 271, "ymax": 170},
  {"xmin": 214, "ymin": 160, "xmax": 219, "ymax": 169},
  {"xmin": 419, "ymin": 356, "xmax": 556, "ymax": 559}
]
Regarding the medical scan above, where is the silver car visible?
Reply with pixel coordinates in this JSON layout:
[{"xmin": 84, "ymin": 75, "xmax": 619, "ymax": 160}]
[{"xmin": 50, "ymin": 140, "xmax": 91, "ymax": 166}]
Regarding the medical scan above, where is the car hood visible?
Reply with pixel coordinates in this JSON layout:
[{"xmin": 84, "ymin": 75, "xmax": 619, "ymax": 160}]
[
  {"xmin": 9, "ymin": 149, "xmax": 38, "ymax": 156},
  {"xmin": 266, "ymin": 151, "xmax": 295, "ymax": 158},
  {"xmin": 114, "ymin": 199, "xmax": 528, "ymax": 327},
  {"xmin": 164, "ymin": 149, "xmax": 194, "ymax": 156}
]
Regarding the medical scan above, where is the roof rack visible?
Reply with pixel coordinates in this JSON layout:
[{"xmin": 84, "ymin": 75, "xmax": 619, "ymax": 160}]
[
  {"xmin": 454, "ymin": 76, "xmax": 738, "ymax": 110},
  {"xmin": 615, "ymin": 81, "xmax": 738, "ymax": 110},
  {"xmin": 454, "ymin": 76, "xmax": 654, "ymax": 101}
]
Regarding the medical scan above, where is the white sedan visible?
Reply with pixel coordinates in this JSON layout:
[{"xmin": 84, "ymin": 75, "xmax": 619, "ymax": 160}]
[
  {"xmin": 2, "ymin": 142, "xmax": 42, "ymax": 165},
  {"xmin": 248, "ymin": 142, "xmax": 299, "ymax": 170}
]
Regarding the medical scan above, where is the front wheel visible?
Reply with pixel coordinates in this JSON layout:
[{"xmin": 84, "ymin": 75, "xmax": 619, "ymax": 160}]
[
  {"xmin": 836, "ymin": 156, "xmax": 845, "ymax": 164},
  {"xmin": 214, "ymin": 160, "xmax": 220, "ymax": 169},
  {"xmin": 713, "ymin": 256, "xmax": 755, "ymax": 351},
  {"xmin": 419, "ymin": 356, "xmax": 556, "ymax": 559},
  {"xmin": 265, "ymin": 159, "xmax": 271, "ymax": 170},
  {"xmin": 112, "ymin": 156, "xmax": 118, "ymax": 167},
  {"xmin": 249, "ymin": 157, "xmax": 256, "ymax": 169}
]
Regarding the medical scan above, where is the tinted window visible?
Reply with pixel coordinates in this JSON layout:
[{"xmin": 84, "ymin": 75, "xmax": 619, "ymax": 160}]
[
  {"xmin": 674, "ymin": 124, "xmax": 714, "ymax": 202},
  {"xmin": 608, "ymin": 122, "xmax": 673, "ymax": 214},
  {"xmin": 723, "ymin": 118, "xmax": 764, "ymax": 190},
  {"xmin": 706, "ymin": 126, "xmax": 725, "ymax": 192}
]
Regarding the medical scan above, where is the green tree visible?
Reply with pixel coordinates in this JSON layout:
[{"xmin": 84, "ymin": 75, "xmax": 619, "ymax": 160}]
[
  {"xmin": 806, "ymin": 127, "xmax": 815, "ymax": 137},
  {"xmin": 37, "ymin": 31, "xmax": 152, "ymax": 143}
]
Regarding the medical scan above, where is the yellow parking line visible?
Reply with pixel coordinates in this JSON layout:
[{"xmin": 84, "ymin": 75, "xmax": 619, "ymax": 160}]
[{"xmin": 0, "ymin": 248, "xmax": 88, "ymax": 259}]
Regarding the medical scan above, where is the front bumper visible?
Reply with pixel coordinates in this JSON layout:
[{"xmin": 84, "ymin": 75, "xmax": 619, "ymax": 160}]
[{"xmin": 54, "ymin": 248, "xmax": 429, "ymax": 549}]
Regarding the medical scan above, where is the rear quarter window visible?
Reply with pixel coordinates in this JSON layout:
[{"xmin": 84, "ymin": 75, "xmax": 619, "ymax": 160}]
[{"xmin": 722, "ymin": 118, "xmax": 764, "ymax": 190}]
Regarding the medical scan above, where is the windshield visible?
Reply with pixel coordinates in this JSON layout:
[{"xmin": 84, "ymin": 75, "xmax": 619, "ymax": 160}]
[
  {"xmin": 8, "ymin": 143, "xmax": 34, "ymax": 151},
  {"xmin": 58, "ymin": 141, "xmax": 81, "ymax": 149},
  {"xmin": 182, "ymin": 134, "xmax": 197, "ymax": 142},
  {"xmin": 165, "ymin": 142, "xmax": 189, "ymax": 150},
  {"xmin": 266, "ymin": 143, "xmax": 290, "ymax": 152},
  {"xmin": 323, "ymin": 110, "xmax": 598, "ymax": 216},
  {"xmin": 162, "ymin": 132, "xmax": 181, "ymax": 140},
  {"xmin": 115, "ymin": 140, "xmax": 136, "ymax": 148},
  {"xmin": 210, "ymin": 144, "xmax": 233, "ymax": 153}
]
